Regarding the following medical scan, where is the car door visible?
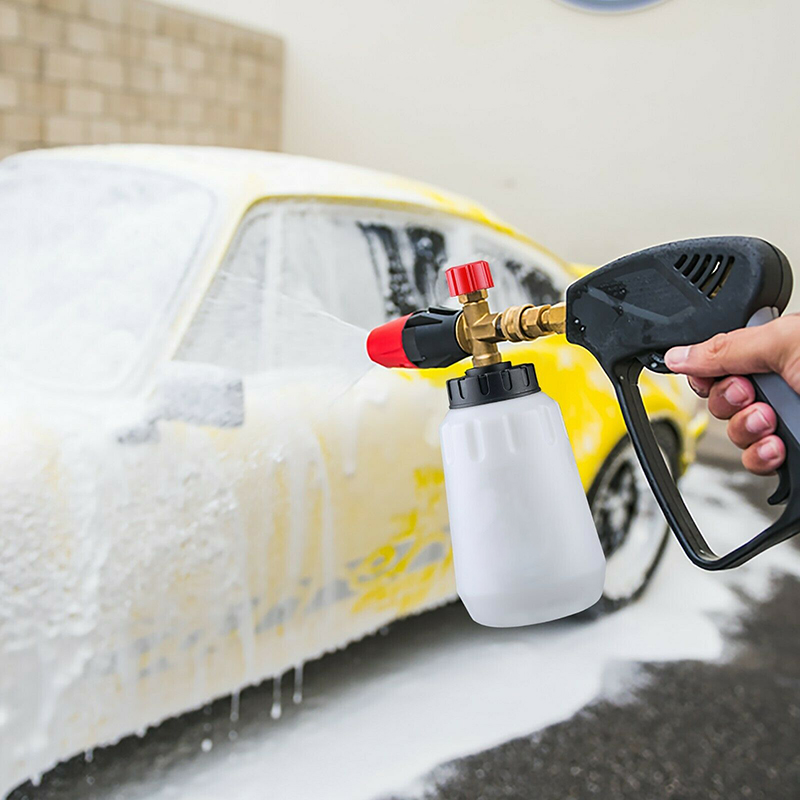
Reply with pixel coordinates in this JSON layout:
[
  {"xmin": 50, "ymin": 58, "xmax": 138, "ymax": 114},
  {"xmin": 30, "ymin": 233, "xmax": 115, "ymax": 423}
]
[
  {"xmin": 159, "ymin": 200, "xmax": 461, "ymax": 679},
  {"xmin": 276, "ymin": 202, "xmax": 458, "ymax": 629},
  {"xmin": 112, "ymin": 200, "xmax": 353, "ymax": 705},
  {"xmin": 167, "ymin": 201, "xmax": 367, "ymax": 675},
  {"xmin": 114, "ymin": 205, "xmax": 277, "ymax": 703}
]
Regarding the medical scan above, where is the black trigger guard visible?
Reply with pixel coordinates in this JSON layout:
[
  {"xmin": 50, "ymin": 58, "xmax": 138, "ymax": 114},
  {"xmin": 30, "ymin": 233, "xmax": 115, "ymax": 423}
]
[
  {"xmin": 612, "ymin": 359, "xmax": 800, "ymax": 570},
  {"xmin": 768, "ymin": 461, "xmax": 791, "ymax": 506}
]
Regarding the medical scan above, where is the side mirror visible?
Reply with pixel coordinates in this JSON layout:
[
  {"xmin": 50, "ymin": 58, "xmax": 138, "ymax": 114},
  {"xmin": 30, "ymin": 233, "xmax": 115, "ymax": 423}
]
[{"xmin": 154, "ymin": 361, "xmax": 245, "ymax": 428}]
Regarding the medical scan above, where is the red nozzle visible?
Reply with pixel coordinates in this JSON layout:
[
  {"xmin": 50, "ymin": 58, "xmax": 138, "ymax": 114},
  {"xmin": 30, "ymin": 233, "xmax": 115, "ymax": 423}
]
[
  {"xmin": 445, "ymin": 260, "xmax": 494, "ymax": 297},
  {"xmin": 366, "ymin": 314, "xmax": 416, "ymax": 368}
]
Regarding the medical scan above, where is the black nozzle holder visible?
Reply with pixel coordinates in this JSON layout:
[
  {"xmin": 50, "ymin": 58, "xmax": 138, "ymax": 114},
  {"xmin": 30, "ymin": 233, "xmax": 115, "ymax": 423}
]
[
  {"xmin": 446, "ymin": 362, "xmax": 540, "ymax": 408},
  {"xmin": 403, "ymin": 307, "xmax": 468, "ymax": 369}
]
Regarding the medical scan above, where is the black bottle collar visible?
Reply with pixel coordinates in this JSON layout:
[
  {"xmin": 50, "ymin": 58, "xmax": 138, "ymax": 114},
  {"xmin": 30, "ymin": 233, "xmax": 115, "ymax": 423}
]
[{"xmin": 446, "ymin": 362, "xmax": 540, "ymax": 408}]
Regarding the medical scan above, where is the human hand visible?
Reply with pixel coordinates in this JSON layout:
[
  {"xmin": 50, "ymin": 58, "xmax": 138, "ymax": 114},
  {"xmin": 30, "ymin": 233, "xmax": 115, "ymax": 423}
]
[{"xmin": 665, "ymin": 315, "xmax": 800, "ymax": 475}]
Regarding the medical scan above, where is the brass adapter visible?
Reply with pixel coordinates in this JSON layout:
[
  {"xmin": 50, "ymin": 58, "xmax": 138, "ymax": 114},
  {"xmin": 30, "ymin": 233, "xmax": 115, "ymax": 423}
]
[
  {"xmin": 446, "ymin": 260, "xmax": 566, "ymax": 369},
  {"xmin": 515, "ymin": 302, "xmax": 567, "ymax": 339},
  {"xmin": 455, "ymin": 296, "xmax": 567, "ymax": 368},
  {"xmin": 455, "ymin": 291, "xmax": 504, "ymax": 368}
]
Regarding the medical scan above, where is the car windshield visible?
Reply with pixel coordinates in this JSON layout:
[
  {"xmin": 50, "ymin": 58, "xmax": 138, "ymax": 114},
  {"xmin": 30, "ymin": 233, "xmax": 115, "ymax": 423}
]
[{"xmin": 0, "ymin": 159, "xmax": 215, "ymax": 391}]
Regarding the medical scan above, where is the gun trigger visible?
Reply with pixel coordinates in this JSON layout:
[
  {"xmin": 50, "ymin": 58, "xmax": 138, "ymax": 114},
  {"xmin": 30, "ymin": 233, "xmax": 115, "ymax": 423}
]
[
  {"xmin": 636, "ymin": 352, "xmax": 671, "ymax": 374},
  {"xmin": 768, "ymin": 465, "xmax": 791, "ymax": 506}
]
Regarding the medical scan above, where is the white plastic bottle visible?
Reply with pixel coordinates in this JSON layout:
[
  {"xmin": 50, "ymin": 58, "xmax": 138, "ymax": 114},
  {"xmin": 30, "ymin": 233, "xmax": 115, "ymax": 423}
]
[{"xmin": 440, "ymin": 362, "xmax": 606, "ymax": 627}]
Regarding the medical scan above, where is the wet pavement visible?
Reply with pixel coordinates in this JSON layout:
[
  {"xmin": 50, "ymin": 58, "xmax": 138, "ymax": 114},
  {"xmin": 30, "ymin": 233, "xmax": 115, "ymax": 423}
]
[{"xmin": 386, "ymin": 573, "xmax": 800, "ymax": 800}]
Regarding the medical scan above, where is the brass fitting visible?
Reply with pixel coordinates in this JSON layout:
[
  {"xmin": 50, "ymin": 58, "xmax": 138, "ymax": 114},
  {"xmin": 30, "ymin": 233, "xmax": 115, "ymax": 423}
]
[
  {"xmin": 520, "ymin": 302, "xmax": 567, "ymax": 338},
  {"xmin": 445, "ymin": 260, "xmax": 566, "ymax": 368},
  {"xmin": 455, "ymin": 291, "xmax": 504, "ymax": 368},
  {"xmin": 455, "ymin": 297, "xmax": 568, "ymax": 368}
]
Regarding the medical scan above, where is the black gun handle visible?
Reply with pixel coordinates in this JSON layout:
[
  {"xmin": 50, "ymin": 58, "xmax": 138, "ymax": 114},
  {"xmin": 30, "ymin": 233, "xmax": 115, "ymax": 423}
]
[
  {"xmin": 751, "ymin": 372, "xmax": 800, "ymax": 506},
  {"xmin": 613, "ymin": 360, "xmax": 800, "ymax": 570}
]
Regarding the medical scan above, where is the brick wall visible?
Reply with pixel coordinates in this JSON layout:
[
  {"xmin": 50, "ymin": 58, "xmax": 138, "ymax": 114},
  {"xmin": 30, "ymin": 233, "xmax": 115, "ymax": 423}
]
[{"xmin": 0, "ymin": 0, "xmax": 283, "ymax": 158}]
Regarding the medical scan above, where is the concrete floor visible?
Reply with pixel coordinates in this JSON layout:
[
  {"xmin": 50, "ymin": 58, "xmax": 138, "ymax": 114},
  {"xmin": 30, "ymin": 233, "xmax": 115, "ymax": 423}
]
[{"xmin": 7, "ymin": 436, "xmax": 800, "ymax": 800}]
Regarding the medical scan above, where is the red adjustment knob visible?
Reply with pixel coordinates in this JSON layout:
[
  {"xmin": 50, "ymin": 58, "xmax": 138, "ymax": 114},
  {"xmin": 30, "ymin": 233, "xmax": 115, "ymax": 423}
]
[{"xmin": 445, "ymin": 260, "xmax": 494, "ymax": 297}]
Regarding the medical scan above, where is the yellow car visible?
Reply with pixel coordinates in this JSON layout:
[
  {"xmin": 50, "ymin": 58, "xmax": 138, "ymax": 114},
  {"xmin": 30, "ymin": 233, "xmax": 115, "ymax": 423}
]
[{"xmin": 0, "ymin": 145, "xmax": 705, "ymax": 793}]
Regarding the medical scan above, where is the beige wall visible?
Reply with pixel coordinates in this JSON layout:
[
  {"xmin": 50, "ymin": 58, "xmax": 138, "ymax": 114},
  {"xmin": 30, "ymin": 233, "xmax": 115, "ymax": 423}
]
[
  {"xmin": 0, "ymin": 0, "xmax": 282, "ymax": 157},
  {"xmin": 166, "ymin": 0, "xmax": 799, "ymax": 306}
]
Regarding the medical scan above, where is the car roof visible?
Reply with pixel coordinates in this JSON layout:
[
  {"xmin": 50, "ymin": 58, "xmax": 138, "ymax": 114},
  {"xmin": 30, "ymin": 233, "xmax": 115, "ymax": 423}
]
[
  {"xmin": 10, "ymin": 144, "xmax": 492, "ymax": 215},
  {"xmin": 9, "ymin": 145, "xmax": 558, "ymax": 259}
]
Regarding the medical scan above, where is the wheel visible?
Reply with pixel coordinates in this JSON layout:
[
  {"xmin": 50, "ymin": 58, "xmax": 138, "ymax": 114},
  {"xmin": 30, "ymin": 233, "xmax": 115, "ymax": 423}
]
[{"xmin": 582, "ymin": 424, "xmax": 679, "ymax": 617}]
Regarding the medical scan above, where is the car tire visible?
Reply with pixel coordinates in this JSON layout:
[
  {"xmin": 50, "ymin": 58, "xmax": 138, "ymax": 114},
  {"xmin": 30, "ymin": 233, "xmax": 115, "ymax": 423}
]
[{"xmin": 581, "ymin": 423, "xmax": 680, "ymax": 618}]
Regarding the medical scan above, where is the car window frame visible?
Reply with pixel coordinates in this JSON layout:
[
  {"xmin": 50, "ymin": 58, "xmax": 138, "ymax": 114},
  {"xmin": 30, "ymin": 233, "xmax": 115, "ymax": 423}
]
[{"xmin": 172, "ymin": 202, "xmax": 276, "ymax": 376}]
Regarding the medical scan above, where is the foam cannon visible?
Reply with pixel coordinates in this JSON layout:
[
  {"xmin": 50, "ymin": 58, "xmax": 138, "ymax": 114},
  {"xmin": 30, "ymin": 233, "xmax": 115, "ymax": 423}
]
[{"xmin": 367, "ymin": 238, "xmax": 800, "ymax": 627}]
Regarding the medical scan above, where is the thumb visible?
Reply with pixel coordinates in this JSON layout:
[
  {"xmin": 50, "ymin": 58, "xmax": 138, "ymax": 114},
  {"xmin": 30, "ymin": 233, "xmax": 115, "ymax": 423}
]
[{"xmin": 664, "ymin": 314, "xmax": 800, "ymax": 392}]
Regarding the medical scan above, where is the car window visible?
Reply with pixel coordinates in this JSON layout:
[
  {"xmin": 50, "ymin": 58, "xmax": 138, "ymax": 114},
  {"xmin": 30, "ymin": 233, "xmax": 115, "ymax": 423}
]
[
  {"xmin": 359, "ymin": 221, "xmax": 451, "ymax": 315},
  {"xmin": 358, "ymin": 223, "xmax": 420, "ymax": 317},
  {"xmin": 175, "ymin": 208, "xmax": 269, "ymax": 375},
  {"xmin": 469, "ymin": 232, "xmax": 566, "ymax": 308},
  {"xmin": 178, "ymin": 202, "xmax": 446, "ymax": 377},
  {"xmin": 505, "ymin": 258, "xmax": 562, "ymax": 306},
  {"xmin": 408, "ymin": 226, "xmax": 448, "ymax": 305},
  {"xmin": 282, "ymin": 207, "xmax": 386, "ymax": 331},
  {"xmin": 284, "ymin": 204, "xmax": 452, "ymax": 323}
]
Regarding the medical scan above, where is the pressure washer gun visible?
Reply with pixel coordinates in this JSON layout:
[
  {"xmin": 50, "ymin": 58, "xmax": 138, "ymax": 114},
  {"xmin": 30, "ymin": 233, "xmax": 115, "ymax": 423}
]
[{"xmin": 366, "ymin": 237, "xmax": 800, "ymax": 627}]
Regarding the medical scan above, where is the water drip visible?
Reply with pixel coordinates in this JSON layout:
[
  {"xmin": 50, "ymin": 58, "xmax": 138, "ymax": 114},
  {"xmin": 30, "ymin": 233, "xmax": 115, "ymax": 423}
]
[{"xmin": 271, "ymin": 675, "xmax": 282, "ymax": 720}]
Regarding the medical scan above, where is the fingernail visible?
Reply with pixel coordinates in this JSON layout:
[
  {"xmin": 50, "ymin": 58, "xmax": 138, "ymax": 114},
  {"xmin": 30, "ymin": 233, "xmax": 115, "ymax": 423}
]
[
  {"xmin": 758, "ymin": 441, "xmax": 780, "ymax": 462},
  {"xmin": 665, "ymin": 346, "xmax": 691, "ymax": 368},
  {"xmin": 745, "ymin": 409, "xmax": 771, "ymax": 435},
  {"xmin": 688, "ymin": 377, "xmax": 709, "ymax": 398},
  {"xmin": 724, "ymin": 381, "xmax": 749, "ymax": 407}
]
